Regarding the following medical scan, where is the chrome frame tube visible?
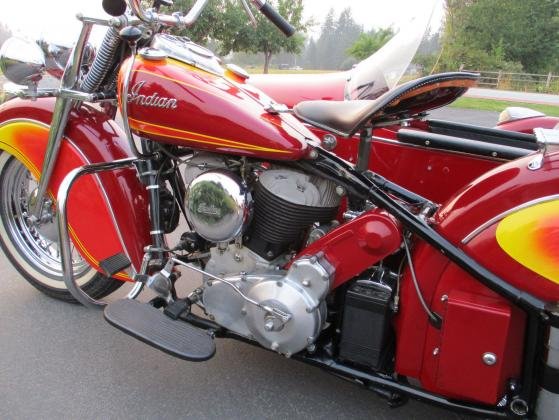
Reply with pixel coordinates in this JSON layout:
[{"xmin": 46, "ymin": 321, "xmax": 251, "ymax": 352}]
[
  {"xmin": 31, "ymin": 22, "xmax": 94, "ymax": 219},
  {"xmin": 536, "ymin": 326, "xmax": 559, "ymax": 420},
  {"xmin": 120, "ymin": 44, "xmax": 143, "ymax": 158},
  {"xmin": 56, "ymin": 157, "xmax": 139, "ymax": 308}
]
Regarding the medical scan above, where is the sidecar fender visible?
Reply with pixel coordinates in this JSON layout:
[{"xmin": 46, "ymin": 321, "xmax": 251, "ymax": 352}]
[{"xmin": 0, "ymin": 97, "xmax": 150, "ymax": 279}]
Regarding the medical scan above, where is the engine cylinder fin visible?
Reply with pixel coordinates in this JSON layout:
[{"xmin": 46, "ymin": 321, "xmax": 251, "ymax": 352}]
[{"xmin": 251, "ymin": 181, "xmax": 338, "ymax": 245}]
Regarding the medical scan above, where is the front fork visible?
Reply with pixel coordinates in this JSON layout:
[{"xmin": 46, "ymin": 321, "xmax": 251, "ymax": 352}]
[
  {"xmin": 536, "ymin": 325, "xmax": 559, "ymax": 419},
  {"xmin": 30, "ymin": 21, "xmax": 94, "ymax": 220}
]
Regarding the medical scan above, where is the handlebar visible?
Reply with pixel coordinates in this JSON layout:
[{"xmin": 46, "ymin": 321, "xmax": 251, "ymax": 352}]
[
  {"xmin": 251, "ymin": 0, "xmax": 295, "ymax": 37},
  {"xmin": 102, "ymin": 0, "xmax": 295, "ymax": 36},
  {"xmin": 126, "ymin": 0, "xmax": 209, "ymax": 27}
]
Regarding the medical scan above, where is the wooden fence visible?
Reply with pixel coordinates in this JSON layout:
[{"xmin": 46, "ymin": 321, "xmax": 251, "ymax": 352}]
[{"xmin": 461, "ymin": 66, "xmax": 559, "ymax": 94}]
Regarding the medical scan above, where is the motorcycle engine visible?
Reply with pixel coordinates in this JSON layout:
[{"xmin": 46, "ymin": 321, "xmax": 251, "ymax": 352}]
[{"xmin": 183, "ymin": 154, "xmax": 341, "ymax": 356}]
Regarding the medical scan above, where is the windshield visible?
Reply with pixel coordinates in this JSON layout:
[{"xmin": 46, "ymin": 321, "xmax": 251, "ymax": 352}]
[{"xmin": 345, "ymin": 0, "xmax": 440, "ymax": 101}]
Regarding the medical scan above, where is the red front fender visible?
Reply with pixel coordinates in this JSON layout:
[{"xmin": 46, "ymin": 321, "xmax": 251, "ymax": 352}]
[{"xmin": 0, "ymin": 97, "xmax": 150, "ymax": 279}]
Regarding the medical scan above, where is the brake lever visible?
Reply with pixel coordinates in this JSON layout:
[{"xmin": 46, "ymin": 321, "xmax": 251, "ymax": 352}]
[{"xmin": 240, "ymin": 0, "xmax": 257, "ymax": 27}]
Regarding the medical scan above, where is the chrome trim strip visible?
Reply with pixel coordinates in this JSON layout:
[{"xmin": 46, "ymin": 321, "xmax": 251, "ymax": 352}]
[{"xmin": 461, "ymin": 194, "xmax": 559, "ymax": 245}]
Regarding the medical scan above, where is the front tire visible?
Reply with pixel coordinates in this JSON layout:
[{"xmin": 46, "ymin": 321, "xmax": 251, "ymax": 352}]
[{"xmin": 0, "ymin": 152, "xmax": 123, "ymax": 302}]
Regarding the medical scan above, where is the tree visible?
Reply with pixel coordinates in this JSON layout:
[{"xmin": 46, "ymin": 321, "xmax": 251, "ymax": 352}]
[
  {"xmin": 439, "ymin": 0, "xmax": 559, "ymax": 73},
  {"xmin": 221, "ymin": 0, "xmax": 307, "ymax": 73},
  {"xmin": 173, "ymin": 0, "xmax": 307, "ymax": 73},
  {"xmin": 314, "ymin": 8, "xmax": 362, "ymax": 70},
  {"xmin": 314, "ymin": 8, "xmax": 336, "ymax": 69},
  {"xmin": 172, "ymin": 0, "xmax": 232, "ymax": 45},
  {"xmin": 347, "ymin": 28, "xmax": 394, "ymax": 61},
  {"xmin": 302, "ymin": 38, "xmax": 318, "ymax": 69}
]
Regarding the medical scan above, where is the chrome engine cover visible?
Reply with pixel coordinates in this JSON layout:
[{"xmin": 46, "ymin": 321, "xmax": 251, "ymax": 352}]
[
  {"xmin": 185, "ymin": 169, "xmax": 252, "ymax": 243},
  {"xmin": 203, "ymin": 254, "xmax": 334, "ymax": 356}
]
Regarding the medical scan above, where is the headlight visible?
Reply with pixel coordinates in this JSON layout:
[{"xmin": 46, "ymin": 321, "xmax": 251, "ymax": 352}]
[{"xmin": 0, "ymin": 37, "xmax": 46, "ymax": 86}]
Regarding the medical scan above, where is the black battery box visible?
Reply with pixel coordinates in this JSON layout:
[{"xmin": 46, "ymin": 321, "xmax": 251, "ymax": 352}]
[{"xmin": 338, "ymin": 280, "xmax": 393, "ymax": 369}]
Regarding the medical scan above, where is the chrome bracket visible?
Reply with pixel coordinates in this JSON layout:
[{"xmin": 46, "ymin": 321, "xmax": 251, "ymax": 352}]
[
  {"xmin": 529, "ymin": 128, "xmax": 559, "ymax": 171},
  {"xmin": 56, "ymin": 157, "xmax": 143, "ymax": 308},
  {"xmin": 171, "ymin": 257, "xmax": 292, "ymax": 323}
]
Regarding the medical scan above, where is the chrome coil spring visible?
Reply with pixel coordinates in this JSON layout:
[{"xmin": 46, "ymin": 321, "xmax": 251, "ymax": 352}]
[
  {"xmin": 105, "ymin": 69, "xmax": 120, "ymax": 93},
  {"xmin": 81, "ymin": 27, "xmax": 121, "ymax": 93}
]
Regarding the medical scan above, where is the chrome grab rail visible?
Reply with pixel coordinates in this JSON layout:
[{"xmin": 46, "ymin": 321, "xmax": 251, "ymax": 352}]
[{"xmin": 57, "ymin": 157, "xmax": 143, "ymax": 308}]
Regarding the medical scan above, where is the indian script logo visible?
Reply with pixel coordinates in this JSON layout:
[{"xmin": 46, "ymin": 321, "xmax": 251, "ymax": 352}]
[{"xmin": 128, "ymin": 81, "xmax": 178, "ymax": 109}]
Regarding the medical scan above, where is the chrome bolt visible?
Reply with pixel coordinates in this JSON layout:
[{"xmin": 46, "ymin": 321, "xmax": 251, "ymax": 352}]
[
  {"xmin": 433, "ymin": 347, "xmax": 440, "ymax": 356},
  {"xmin": 241, "ymin": 307, "xmax": 247, "ymax": 315},
  {"xmin": 306, "ymin": 344, "xmax": 316, "ymax": 353},
  {"xmin": 482, "ymin": 352, "xmax": 497, "ymax": 366},
  {"xmin": 234, "ymin": 252, "xmax": 242, "ymax": 262},
  {"xmin": 302, "ymin": 280, "xmax": 310, "ymax": 287},
  {"xmin": 308, "ymin": 149, "xmax": 319, "ymax": 159},
  {"xmin": 509, "ymin": 399, "xmax": 529, "ymax": 417},
  {"xmin": 309, "ymin": 255, "xmax": 318, "ymax": 264},
  {"xmin": 266, "ymin": 250, "xmax": 274, "ymax": 258},
  {"xmin": 209, "ymin": 314, "xmax": 215, "ymax": 321},
  {"xmin": 271, "ymin": 342, "xmax": 279, "ymax": 351},
  {"xmin": 441, "ymin": 294, "xmax": 448, "ymax": 302},
  {"xmin": 335, "ymin": 186, "xmax": 346, "ymax": 196},
  {"xmin": 322, "ymin": 134, "xmax": 337, "ymax": 150},
  {"xmin": 264, "ymin": 320, "xmax": 275, "ymax": 331}
]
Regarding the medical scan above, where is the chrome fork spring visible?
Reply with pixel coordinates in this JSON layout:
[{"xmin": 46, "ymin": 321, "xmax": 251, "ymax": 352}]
[{"xmin": 81, "ymin": 26, "xmax": 121, "ymax": 93}]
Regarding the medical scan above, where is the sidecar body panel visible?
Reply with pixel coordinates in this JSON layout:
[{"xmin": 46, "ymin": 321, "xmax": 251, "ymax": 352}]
[
  {"xmin": 0, "ymin": 98, "xmax": 150, "ymax": 278},
  {"xmin": 436, "ymin": 149, "xmax": 559, "ymax": 300},
  {"xmin": 250, "ymin": 71, "xmax": 347, "ymax": 108},
  {"xmin": 395, "ymin": 150, "xmax": 559, "ymax": 404}
]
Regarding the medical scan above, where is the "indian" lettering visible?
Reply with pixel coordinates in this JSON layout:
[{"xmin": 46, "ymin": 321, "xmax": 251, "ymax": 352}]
[{"xmin": 128, "ymin": 81, "xmax": 178, "ymax": 109}]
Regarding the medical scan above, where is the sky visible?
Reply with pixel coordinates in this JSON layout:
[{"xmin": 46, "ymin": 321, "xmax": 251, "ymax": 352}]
[{"xmin": 1, "ymin": 0, "xmax": 444, "ymax": 44}]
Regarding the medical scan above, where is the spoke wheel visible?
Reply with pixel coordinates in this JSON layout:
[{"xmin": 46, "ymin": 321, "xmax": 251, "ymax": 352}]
[{"xmin": 0, "ymin": 152, "xmax": 122, "ymax": 301}]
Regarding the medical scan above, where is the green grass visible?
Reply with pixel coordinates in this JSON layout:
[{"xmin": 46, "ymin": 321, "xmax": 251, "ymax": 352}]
[{"xmin": 450, "ymin": 97, "xmax": 559, "ymax": 117}]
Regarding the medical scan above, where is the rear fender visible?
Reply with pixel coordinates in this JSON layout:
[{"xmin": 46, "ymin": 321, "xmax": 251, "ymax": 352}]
[{"xmin": 0, "ymin": 97, "xmax": 150, "ymax": 279}]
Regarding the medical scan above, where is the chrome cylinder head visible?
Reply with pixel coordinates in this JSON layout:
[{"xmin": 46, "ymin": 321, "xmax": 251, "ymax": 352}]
[{"xmin": 185, "ymin": 170, "xmax": 252, "ymax": 243}]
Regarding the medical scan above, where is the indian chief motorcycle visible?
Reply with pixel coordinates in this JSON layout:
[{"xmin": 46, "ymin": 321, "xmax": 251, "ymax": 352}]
[{"xmin": 0, "ymin": 1, "xmax": 558, "ymax": 418}]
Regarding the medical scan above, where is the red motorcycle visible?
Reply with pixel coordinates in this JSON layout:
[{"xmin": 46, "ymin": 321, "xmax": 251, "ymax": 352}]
[{"xmin": 0, "ymin": 1, "xmax": 557, "ymax": 419}]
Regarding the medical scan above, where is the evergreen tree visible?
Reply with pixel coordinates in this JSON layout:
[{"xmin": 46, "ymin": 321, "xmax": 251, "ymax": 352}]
[{"xmin": 439, "ymin": 0, "xmax": 559, "ymax": 73}]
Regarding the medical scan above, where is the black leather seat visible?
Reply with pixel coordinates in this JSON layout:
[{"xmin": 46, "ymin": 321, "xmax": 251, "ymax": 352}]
[
  {"xmin": 293, "ymin": 100, "xmax": 378, "ymax": 137},
  {"xmin": 293, "ymin": 72, "xmax": 479, "ymax": 137}
]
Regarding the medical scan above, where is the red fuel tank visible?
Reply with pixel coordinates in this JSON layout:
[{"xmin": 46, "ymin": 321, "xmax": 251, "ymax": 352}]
[
  {"xmin": 118, "ymin": 39, "xmax": 313, "ymax": 161},
  {"xmin": 435, "ymin": 148, "xmax": 559, "ymax": 301}
]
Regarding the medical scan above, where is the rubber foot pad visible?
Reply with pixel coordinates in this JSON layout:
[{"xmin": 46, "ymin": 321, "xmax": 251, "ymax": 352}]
[
  {"xmin": 104, "ymin": 299, "xmax": 215, "ymax": 361},
  {"xmin": 99, "ymin": 253, "xmax": 131, "ymax": 277}
]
